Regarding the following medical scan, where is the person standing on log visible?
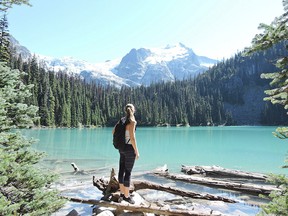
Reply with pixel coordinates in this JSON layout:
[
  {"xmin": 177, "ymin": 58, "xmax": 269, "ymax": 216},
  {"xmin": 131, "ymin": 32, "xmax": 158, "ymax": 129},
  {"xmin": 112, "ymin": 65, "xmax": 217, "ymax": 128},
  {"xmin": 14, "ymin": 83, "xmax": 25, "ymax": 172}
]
[{"xmin": 113, "ymin": 103, "xmax": 139, "ymax": 204}]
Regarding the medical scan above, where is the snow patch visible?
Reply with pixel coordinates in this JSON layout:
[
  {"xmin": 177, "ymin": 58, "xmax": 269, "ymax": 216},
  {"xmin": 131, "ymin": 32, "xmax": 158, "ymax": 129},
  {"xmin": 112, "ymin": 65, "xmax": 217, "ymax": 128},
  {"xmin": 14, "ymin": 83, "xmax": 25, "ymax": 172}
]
[{"xmin": 145, "ymin": 43, "xmax": 190, "ymax": 64}]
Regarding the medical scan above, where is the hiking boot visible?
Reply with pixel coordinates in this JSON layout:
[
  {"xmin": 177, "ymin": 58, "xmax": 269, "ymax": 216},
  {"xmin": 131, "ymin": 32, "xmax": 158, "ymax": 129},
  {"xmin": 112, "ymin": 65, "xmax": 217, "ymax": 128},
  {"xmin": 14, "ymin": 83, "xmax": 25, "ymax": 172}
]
[{"xmin": 123, "ymin": 196, "xmax": 135, "ymax": 204}]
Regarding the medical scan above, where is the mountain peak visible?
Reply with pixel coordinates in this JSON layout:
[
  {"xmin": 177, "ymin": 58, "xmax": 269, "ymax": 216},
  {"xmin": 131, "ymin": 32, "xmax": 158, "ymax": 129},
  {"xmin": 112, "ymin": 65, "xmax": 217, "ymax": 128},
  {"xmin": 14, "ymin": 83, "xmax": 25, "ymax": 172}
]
[
  {"xmin": 10, "ymin": 36, "xmax": 218, "ymax": 87},
  {"xmin": 146, "ymin": 43, "xmax": 193, "ymax": 64}
]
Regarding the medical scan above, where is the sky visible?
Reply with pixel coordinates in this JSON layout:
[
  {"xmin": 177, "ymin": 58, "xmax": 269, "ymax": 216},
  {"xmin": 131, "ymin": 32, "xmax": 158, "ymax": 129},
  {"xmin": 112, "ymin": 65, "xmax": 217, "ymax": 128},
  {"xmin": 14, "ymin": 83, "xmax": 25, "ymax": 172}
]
[{"xmin": 7, "ymin": 0, "xmax": 285, "ymax": 63}]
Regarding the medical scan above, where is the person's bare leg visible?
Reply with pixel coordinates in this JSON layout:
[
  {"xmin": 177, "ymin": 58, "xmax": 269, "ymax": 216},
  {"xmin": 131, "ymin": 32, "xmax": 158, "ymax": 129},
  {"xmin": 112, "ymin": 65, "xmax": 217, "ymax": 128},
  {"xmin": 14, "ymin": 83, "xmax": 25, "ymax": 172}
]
[
  {"xmin": 119, "ymin": 183, "xmax": 125, "ymax": 195},
  {"xmin": 124, "ymin": 186, "xmax": 129, "ymax": 197}
]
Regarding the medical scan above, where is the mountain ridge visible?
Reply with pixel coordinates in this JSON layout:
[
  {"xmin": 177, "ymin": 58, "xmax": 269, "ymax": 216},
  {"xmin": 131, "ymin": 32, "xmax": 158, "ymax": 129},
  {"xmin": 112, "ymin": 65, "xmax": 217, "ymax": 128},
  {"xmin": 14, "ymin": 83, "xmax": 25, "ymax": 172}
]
[{"xmin": 10, "ymin": 36, "xmax": 218, "ymax": 87}]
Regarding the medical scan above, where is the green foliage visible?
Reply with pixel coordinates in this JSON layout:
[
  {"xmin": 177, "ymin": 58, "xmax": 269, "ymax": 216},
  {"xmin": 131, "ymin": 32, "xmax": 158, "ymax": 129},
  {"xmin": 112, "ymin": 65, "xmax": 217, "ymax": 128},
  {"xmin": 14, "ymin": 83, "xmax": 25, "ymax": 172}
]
[
  {"xmin": 258, "ymin": 174, "xmax": 288, "ymax": 216},
  {"xmin": 11, "ymin": 43, "xmax": 288, "ymax": 128},
  {"xmin": 273, "ymin": 127, "xmax": 288, "ymax": 139},
  {"xmin": 245, "ymin": 0, "xmax": 288, "ymax": 215},
  {"xmin": 245, "ymin": 0, "xmax": 288, "ymax": 111},
  {"xmin": 0, "ymin": 0, "xmax": 31, "ymax": 12},
  {"xmin": 0, "ymin": 132, "xmax": 64, "ymax": 215},
  {"xmin": 13, "ymin": 57, "xmax": 233, "ymax": 127},
  {"xmin": 0, "ymin": 14, "xmax": 10, "ymax": 64},
  {"xmin": 0, "ymin": 63, "xmax": 65, "ymax": 215},
  {"xmin": 0, "ymin": 63, "xmax": 38, "ymax": 131}
]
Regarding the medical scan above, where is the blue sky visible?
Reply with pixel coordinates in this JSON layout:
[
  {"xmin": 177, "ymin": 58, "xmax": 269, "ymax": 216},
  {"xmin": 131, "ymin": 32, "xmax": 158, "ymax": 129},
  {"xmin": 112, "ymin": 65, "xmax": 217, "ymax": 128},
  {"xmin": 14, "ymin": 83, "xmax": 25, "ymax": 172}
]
[{"xmin": 7, "ymin": 0, "xmax": 284, "ymax": 63}]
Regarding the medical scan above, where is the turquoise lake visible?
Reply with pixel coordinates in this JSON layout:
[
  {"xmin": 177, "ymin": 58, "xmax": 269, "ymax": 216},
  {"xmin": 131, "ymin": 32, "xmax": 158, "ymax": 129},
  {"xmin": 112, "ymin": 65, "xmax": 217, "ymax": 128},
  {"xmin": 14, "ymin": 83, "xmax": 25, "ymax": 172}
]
[
  {"xmin": 21, "ymin": 126, "xmax": 288, "ymax": 215},
  {"xmin": 23, "ymin": 126, "xmax": 288, "ymax": 175}
]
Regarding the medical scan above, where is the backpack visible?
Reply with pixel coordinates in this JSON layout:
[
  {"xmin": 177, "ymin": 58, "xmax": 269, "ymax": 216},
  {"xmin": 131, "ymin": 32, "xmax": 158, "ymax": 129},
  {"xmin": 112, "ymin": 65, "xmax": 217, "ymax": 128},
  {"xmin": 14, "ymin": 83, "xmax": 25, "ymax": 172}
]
[{"xmin": 113, "ymin": 117, "xmax": 129, "ymax": 150}]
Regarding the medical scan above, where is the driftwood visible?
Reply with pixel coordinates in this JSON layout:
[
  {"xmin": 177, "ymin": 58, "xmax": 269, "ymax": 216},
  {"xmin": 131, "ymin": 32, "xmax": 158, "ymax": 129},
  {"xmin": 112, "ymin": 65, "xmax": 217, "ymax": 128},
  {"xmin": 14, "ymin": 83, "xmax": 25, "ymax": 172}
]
[
  {"xmin": 155, "ymin": 172, "xmax": 280, "ymax": 195},
  {"xmin": 132, "ymin": 180, "xmax": 236, "ymax": 203},
  {"xmin": 93, "ymin": 176, "xmax": 236, "ymax": 203},
  {"xmin": 71, "ymin": 163, "xmax": 79, "ymax": 172},
  {"xmin": 92, "ymin": 168, "xmax": 120, "ymax": 202},
  {"xmin": 181, "ymin": 165, "xmax": 268, "ymax": 180},
  {"xmin": 93, "ymin": 167, "xmax": 237, "ymax": 203},
  {"xmin": 63, "ymin": 196, "xmax": 223, "ymax": 216},
  {"xmin": 64, "ymin": 166, "xmax": 274, "ymax": 215}
]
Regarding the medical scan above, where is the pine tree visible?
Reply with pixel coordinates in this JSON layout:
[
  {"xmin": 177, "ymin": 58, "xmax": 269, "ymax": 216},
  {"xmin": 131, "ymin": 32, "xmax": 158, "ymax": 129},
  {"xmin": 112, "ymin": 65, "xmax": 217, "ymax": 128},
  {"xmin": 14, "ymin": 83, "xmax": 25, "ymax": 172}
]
[
  {"xmin": 29, "ymin": 55, "xmax": 39, "ymax": 107},
  {"xmin": 0, "ymin": 13, "xmax": 10, "ymax": 64},
  {"xmin": 38, "ymin": 67, "xmax": 51, "ymax": 126},
  {"xmin": 245, "ymin": 0, "xmax": 288, "ymax": 215},
  {"xmin": 0, "ymin": 63, "xmax": 65, "ymax": 215},
  {"xmin": 0, "ymin": 0, "xmax": 31, "ymax": 12}
]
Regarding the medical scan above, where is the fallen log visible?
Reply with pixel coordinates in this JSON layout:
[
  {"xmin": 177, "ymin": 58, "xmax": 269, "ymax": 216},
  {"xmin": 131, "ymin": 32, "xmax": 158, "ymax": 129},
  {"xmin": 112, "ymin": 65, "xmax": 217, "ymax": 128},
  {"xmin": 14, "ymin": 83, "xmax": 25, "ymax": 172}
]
[
  {"xmin": 155, "ymin": 172, "xmax": 280, "ymax": 195},
  {"xmin": 93, "ymin": 175, "xmax": 236, "ymax": 203},
  {"xmin": 62, "ymin": 196, "xmax": 223, "ymax": 216},
  {"xmin": 181, "ymin": 165, "xmax": 267, "ymax": 180},
  {"xmin": 132, "ymin": 180, "xmax": 236, "ymax": 203}
]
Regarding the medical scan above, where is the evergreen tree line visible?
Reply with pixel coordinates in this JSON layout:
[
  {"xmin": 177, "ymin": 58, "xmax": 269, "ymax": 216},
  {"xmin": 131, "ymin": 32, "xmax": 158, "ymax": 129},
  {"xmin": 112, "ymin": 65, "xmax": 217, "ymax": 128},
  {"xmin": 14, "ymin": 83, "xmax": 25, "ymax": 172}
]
[
  {"xmin": 1, "ymin": 1, "xmax": 65, "ymax": 215},
  {"xmin": 245, "ymin": 1, "xmax": 288, "ymax": 214},
  {"xmin": 194, "ymin": 41, "xmax": 288, "ymax": 125},
  {"xmin": 1, "ymin": 11, "xmax": 287, "ymax": 127},
  {"xmin": 8, "ymin": 56, "xmax": 229, "ymax": 127},
  {"xmin": 8, "ymin": 42, "xmax": 288, "ymax": 128}
]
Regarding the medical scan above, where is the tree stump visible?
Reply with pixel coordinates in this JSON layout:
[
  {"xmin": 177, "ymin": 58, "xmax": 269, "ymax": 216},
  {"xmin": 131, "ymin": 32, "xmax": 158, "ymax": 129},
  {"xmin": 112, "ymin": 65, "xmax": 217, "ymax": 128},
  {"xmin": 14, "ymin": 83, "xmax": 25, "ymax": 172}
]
[{"xmin": 93, "ymin": 168, "xmax": 120, "ymax": 201}]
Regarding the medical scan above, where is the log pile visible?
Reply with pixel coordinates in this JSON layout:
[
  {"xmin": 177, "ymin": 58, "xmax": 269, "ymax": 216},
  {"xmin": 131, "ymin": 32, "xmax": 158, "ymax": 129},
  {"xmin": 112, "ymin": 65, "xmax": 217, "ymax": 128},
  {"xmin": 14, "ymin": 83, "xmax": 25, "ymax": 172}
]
[
  {"xmin": 93, "ymin": 177, "xmax": 236, "ymax": 203},
  {"xmin": 154, "ymin": 165, "xmax": 279, "ymax": 196},
  {"xmin": 64, "ymin": 164, "xmax": 279, "ymax": 215},
  {"xmin": 155, "ymin": 171, "xmax": 279, "ymax": 195},
  {"xmin": 89, "ymin": 168, "xmax": 235, "ymax": 215}
]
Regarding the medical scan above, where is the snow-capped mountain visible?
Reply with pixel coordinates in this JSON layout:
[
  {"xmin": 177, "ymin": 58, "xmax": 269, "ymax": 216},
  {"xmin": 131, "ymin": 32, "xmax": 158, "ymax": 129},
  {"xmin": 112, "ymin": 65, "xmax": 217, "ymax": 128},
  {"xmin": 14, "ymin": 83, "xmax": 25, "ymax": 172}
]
[
  {"xmin": 10, "ymin": 37, "xmax": 218, "ymax": 87},
  {"xmin": 114, "ymin": 43, "xmax": 217, "ymax": 86},
  {"xmin": 10, "ymin": 36, "xmax": 31, "ymax": 60}
]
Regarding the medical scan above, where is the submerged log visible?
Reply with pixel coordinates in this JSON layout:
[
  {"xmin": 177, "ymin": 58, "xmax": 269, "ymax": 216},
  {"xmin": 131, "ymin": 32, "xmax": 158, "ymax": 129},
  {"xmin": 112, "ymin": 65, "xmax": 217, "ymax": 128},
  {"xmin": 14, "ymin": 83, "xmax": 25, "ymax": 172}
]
[
  {"xmin": 155, "ymin": 172, "xmax": 279, "ymax": 195},
  {"xmin": 63, "ymin": 196, "xmax": 222, "ymax": 216},
  {"xmin": 93, "ymin": 176, "xmax": 236, "ymax": 203},
  {"xmin": 181, "ymin": 165, "xmax": 267, "ymax": 180}
]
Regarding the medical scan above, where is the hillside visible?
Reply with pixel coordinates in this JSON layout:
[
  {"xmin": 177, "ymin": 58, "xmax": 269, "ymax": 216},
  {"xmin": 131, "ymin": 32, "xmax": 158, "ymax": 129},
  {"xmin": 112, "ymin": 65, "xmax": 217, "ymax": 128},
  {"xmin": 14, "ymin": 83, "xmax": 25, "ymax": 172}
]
[
  {"xmin": 9, "ymin": 39, "xmax": 288, "ymax": 127},
  {"xmin": 195, "ymin": 42, "xmax": 288, "ymax": 125}
]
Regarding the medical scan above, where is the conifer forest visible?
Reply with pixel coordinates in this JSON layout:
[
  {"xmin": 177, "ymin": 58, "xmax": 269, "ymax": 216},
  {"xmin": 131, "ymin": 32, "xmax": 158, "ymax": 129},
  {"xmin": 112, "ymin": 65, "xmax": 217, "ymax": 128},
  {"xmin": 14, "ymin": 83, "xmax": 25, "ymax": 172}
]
[
  {"xmin": 1, "ymin": 9, "xmax": 287, "ymax": 128},
  {"xmin": 9, "ymin": 42, "xmax": 288, "ymax": 128}
]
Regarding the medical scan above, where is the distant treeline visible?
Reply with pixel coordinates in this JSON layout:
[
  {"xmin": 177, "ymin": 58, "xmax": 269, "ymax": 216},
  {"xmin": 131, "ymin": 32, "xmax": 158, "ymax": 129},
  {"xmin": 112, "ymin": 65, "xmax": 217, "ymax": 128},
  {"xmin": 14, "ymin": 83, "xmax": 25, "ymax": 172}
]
[
  {"xmin": 7, "ymin": 42, "xmax": 288, "ymax": 127},
  {"xmin": 10, "ymin": 55, "xmax": 227, "ymax": 127}
]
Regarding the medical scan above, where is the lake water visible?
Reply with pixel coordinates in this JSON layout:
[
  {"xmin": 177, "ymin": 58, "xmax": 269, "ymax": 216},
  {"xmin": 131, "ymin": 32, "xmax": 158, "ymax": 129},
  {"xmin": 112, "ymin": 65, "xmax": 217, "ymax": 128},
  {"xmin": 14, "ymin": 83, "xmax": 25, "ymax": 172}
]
[
  {"xmin": 22, "ymin": 126, "xmax": 288, "ymax": 215},
  {"xmin": 23, "ymin": 126, "xmax": 288, "ymax": 175}
]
